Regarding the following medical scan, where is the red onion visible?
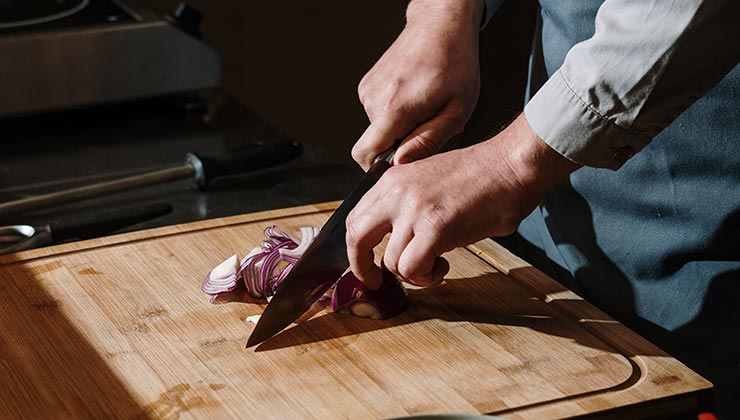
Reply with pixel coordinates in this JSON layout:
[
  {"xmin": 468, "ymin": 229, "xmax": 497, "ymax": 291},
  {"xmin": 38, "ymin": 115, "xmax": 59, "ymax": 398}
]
[
  {"xmin": 331, "ymin": 268, "xmax": 410, "ymax": 320},
  {"xmin": 202, "ymin": 225, "xmax": 319, "ymax": 302},
  {"xmin": 203, "ymin": 225, "xmax": 411, "ymax": 321},
  {"xmin": 201, "ymin": 254, "xmax": 239, "ymax": 303}
]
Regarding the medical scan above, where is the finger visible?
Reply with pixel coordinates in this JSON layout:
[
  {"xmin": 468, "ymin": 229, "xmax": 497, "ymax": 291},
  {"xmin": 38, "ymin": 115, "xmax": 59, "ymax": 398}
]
[
  {"xmin": 397, "ymin": 235, "xmax": 450, "ymax": 287},
  {"xmin": 381, "ymin": 223, "xmax": 414, "ymax": 279},
  {"xmin": 347, "ymin": 247, "xmax": 383, "ymax": 291},
  {"xmin": 346, "ymin": 206, "xmax": 392, "ymax": 290},
  {"xmin": 353, "ymin": 114, "xmax": 415, "ymax": 171},
  {"xmin": 394, "ymin": 106, "xmax": 463, "ymax": 165}
]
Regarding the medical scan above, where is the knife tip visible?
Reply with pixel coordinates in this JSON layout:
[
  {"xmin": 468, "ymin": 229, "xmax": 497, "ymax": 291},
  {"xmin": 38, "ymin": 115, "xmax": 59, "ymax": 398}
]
[{"xmin": 246, "ymin": 329, "xmax": 268, "ymax": 348}]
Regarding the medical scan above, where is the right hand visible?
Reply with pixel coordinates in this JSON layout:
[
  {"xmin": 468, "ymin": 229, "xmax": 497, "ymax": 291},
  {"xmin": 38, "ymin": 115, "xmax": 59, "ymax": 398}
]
[
  {"xmin": 346, "ymin": 114, "xmax": 583, "ymax": 289},
  {"xmin": 352, "ymin": 0, "xmax": 484, "ymax": 170}
]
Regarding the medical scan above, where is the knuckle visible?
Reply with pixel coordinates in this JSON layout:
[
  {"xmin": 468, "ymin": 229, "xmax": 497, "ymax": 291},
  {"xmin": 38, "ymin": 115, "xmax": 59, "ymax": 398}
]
[
  {"xmin": 357, "ymin": 72, "xmax": 374, "ymax": 100},
  {"xmin": 379, "ymin": 80, "xmax": 405, "ymax": 112},
  {"xmin": 350, "ymin": 144, "xmax": 363, "ymax": 162},
  {"xmin": 400, "ymin": 188, "xmax": 423, "ymax": 210},
  {"xmin": 351, "ymin": 144, "xmax": 370, "ymax": 167},
  {"xmin": 345, "ymin": 215, "xmax": 363, "ymax": 247},
  {"xmin": 357, "ymin": 79, "xmax": 368, "ymax": 99},
  {"xmin": 419, "ymin": 207, "xmax": 449, "ymax": 244},
  {"xmin": 357, "ymin": 91, "xmax": 365, "ymax": 106},
  {"xmin": 381, "ymin": 167, "xmax": 403, "ymax": 185}
]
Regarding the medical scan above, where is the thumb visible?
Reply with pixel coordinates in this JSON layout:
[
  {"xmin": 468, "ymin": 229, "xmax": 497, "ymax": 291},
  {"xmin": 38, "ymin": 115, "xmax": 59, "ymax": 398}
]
[
  {"xmin": 395, "ymin": 109, "xmax": 463, "ymax": 165},
  {"xmin": 353, "ymin": 114, "xmax": 415, "ymax": 171}
]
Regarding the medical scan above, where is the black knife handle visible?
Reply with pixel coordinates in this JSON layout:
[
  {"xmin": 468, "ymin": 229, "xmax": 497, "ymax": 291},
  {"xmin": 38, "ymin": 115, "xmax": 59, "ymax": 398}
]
[
  {"xmin": 186, "ymin": 138, "xmax": 302, "ymax": 189},
  {"xmin": 49, "ymin": 202, "xmax": 173, "ymax": 243},
  {"xmin": 373, "ymin": 141, "xmax": 400, "ymax": 165}
]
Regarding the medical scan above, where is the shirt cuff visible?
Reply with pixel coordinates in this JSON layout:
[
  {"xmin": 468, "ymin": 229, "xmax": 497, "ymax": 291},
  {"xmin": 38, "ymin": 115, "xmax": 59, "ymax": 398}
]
[
  {"xmin": 524, "ymin": 69, "xmax": 650, "ymax": 170},
  {"xmin": 481, "ymin": 0, "xmax": 504, "ymax": 29}
]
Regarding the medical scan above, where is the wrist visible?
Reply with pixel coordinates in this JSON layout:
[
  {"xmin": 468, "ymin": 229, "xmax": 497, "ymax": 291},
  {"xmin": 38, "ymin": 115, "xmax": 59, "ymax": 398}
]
[
  {"xmin": 486, "ymin": 114, "xmax": 582, "ymax": 196},
  {"xmin": 406, "ymin": 0, "xmax": 484, "ymax": 31}
]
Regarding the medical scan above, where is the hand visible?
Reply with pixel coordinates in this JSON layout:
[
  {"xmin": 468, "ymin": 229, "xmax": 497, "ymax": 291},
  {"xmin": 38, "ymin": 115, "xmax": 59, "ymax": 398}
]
[
  {"xmin": 352, "ymin": 0, "xmax": 484, "ymax": 170},
  {"xmin": 346, "ymin": 114, "xmax": 582, "ymax": 289}
]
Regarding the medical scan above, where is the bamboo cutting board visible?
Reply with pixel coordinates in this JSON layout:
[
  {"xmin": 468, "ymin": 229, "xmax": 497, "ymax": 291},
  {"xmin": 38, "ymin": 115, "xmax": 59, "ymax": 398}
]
[{"xmin": 0, "ymin": 202, "xmax": 711, "ymax": 419}]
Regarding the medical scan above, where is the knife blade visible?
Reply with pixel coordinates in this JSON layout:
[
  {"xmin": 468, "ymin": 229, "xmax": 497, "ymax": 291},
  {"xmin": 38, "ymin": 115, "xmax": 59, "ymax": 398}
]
[{"xmin": 246, "ymin": 148, "xmax": 396, "ymax": 348}]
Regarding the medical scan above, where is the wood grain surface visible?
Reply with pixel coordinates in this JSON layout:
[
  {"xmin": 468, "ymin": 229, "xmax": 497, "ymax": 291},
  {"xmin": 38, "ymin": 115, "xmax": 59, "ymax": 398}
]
[{"xmin": 0, "ymin": 202, "xmax": 711, "ymax": 419}]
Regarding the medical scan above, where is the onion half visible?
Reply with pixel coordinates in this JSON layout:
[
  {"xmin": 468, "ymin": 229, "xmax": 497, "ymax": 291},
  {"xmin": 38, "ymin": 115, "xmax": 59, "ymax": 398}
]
[{"xmin": 331, "ymin": 268, "xmax": 410, "ymax": 320}]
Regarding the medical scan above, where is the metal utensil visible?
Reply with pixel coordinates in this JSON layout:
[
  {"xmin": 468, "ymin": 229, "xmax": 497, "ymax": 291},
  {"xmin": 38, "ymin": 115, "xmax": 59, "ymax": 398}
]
[
  {"xmin": 246, "ymin": 147, "xmax": 396, "ymax": 348},
  {"xmin": 0, "ymin": 202, "xmax": 173, "ymax": 255},
  {"xmin": 0, "ymin": 138, "xmax": 302, "ymax": 220}
]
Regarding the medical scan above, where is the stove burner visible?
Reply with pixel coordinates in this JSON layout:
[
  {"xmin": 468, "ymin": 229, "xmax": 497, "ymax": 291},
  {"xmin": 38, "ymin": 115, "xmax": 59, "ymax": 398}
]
[{"xmin": 0, "ymin": 0, "xmax": 90, "ymax": 30}]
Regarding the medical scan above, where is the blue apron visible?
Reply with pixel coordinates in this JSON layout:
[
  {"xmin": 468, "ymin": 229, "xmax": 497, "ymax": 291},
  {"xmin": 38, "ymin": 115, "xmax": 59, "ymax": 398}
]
[{"xmin": 517, "ymin": 1, "xmax": 740, "ymax": 416}]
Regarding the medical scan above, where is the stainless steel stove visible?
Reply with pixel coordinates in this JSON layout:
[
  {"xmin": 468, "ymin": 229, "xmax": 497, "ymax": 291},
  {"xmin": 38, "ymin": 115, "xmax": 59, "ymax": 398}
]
[{"xmin": 0, "ymin": 0, "xmax": 219, "ymax": 117}]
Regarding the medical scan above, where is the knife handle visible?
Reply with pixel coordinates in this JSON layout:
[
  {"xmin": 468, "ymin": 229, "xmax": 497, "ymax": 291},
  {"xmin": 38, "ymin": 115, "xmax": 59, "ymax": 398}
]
[
  {"xmin": 187, "ymin": 138, "xmax": 302, "ymax": 189},
  {"xmin": 373, "ymin": 140, "xmax": 402, "ymax": 166},
  {"xmin": 49, "ymin": 202, "xmax": 173, "ymax": 242}
]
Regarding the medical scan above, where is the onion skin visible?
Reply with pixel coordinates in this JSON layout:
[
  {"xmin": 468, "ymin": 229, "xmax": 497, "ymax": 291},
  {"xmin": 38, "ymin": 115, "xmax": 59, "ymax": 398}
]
[{"xmin": 331, "ymin": 268, "xmax": 410, "ymax": 320}]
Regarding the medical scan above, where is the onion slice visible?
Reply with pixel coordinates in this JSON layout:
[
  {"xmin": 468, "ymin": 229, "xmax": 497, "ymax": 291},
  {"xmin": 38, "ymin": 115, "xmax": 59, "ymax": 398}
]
[
  {"xmin": 279, "ymin": 227, "xmax": 319, "ymax": 261},
  {"xmin": 331, "ymin": 268, "xmax": 410, "ymax": 320},
  {"xmin": 201, "ymin": 254, "xmax": 239, "ymax": 302},
  {"xmin": 203, "ymin": 225, "xmax": 320, "ymax": 302}
]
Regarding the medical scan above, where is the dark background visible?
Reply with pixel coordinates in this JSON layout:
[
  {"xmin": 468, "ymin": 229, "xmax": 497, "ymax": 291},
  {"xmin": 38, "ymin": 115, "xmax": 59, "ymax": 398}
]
[
  {"xmin": 0, "ymin": 0, "xmax": 539, "ymax": 241},
  {"xmin": 143, "ymin": 0, "xmax": 538, "ymax": 163}
]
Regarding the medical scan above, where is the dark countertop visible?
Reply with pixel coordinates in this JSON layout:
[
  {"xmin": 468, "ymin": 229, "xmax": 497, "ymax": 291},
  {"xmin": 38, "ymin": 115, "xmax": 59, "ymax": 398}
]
[{"xmin": 0, "ymin": 93, "xmax": 363, "ymax": 247}]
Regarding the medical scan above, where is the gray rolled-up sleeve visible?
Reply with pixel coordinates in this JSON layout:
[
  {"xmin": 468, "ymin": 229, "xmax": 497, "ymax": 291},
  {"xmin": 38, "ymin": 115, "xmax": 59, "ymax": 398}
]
[{"xmin": 524, "ymin": 0, "xmax": 740, "ymax": 169}]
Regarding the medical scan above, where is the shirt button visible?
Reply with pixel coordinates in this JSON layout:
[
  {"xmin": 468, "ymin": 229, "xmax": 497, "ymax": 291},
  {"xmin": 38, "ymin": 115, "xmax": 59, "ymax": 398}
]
[{"xmin": 612, "ymin": 146, "xmax": 635, "ymax": 163}]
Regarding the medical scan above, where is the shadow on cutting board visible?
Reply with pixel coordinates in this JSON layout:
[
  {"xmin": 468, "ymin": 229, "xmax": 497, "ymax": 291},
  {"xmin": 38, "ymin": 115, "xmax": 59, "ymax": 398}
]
[
  {"xmin": 254, "ymin": 270, "xmax": 665, "ymax": 358},
  {"xmin": 0, "ymin": 257, "xmax": 148, "ymax": 418}
]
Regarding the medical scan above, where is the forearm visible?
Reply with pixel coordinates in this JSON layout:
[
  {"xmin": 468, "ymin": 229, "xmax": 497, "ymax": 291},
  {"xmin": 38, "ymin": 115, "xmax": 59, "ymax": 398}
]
[{"xmin": 526, "ymin": 0, "xmax": 740, "ymax": 169}]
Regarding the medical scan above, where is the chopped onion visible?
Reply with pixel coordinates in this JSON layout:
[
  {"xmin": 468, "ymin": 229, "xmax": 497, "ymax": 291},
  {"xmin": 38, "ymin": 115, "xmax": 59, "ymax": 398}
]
[
  {"xmin": 202, "ymin": 226, "xmax": 319, "ymax": 302},
  {"xmin": 203, "ymin": 225, "xmax": 411, "ymax": 321},
  {"xmin": 201, "ymin": 254, "xmax": 239, "ymax": 302},
  {"xmin": 279, "ymin": 227, "xmax": 319, "ymax": 260},
  {"xmin": 331, "ymin": 268, "xmax": 410, "ymax": 320}
]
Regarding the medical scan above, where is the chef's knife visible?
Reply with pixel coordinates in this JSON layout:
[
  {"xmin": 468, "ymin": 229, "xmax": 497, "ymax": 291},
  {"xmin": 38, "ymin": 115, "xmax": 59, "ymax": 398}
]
[{"xmin": 246, "ymin": 148, "xmax": 396, "ymax": 348}]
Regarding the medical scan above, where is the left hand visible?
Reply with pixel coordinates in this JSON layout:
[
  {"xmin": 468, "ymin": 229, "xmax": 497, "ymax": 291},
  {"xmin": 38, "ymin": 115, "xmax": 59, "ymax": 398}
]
[
  {"xmin": 352, "ymin": 0, "xmax": 483, "ymax": 170},
  {"xmin": 345, "ymin": 114, "xmax": 581, "ymax": 289}
]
